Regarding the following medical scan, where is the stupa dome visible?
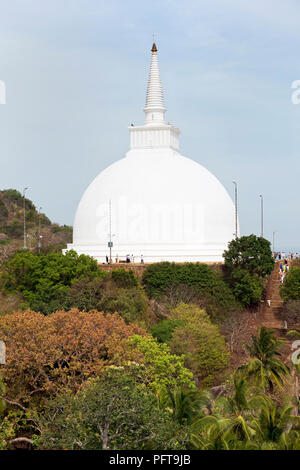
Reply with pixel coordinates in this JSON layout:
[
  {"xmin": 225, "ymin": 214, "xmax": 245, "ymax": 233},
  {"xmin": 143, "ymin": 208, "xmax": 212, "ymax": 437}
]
[{"xmin": 66, "ymin": 43, "xmax": 237, "ymax": 263}]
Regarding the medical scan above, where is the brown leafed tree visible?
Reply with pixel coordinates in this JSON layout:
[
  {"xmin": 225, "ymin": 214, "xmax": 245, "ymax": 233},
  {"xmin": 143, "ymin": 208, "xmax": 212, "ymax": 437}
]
[{"xmin": 0, "ymin": 309, "xmax": 145, "ymax": 401}]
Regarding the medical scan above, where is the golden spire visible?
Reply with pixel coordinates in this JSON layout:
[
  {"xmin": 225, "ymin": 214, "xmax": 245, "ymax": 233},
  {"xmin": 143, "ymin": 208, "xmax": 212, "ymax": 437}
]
[{"xmin": 151, "ymin": 42, "xmax": 157, "ymax": 53}]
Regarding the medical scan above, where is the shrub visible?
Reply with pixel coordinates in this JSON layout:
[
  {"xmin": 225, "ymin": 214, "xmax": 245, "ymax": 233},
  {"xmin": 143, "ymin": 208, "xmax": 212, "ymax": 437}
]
[
  {"xmin": 99, "ymin": 287, "xmax": 148, "ymax": 325},
  {"xmin": 142, "ymin": 262, "xmax": 239, "ymax": 319},
  {"xmin": 111, "ymin": 268, "xmax": 138, "ymax": 288},
  {"xmin": 0, "ymin": 250, "xmax": 103, "ymax": 314},
  {"xmin": 277, "ymin": 300, "xmax": 300, "ymax": 325},
  {"xmin": 1, "ymin": 221, "xmax": 23, "ymax": 238},
  {"xmin": 230, "ymin": 269, "xmax": 263, "ymax": 307},
  {"xmin": 63, "ymin": 276, "xmax": 107, "ymax": 311},
  {"xmin": 280, "ymin": 268, "xmax": 300, "ymax": 302},
  {"xmin": 168, "ymin": 303, "xmax": 229, "ymax": 387},
  {"xmin": 151, "ymin": 319, "xmax": 185, "ymax": 343},
  {"xmin": 142, "ymin": 262, "xmax": 215, "ymax": 298},
  {"xmin": 129, "ymin": 335, "xmax": 195, "ymax": 392},
  {"xmin": 0, "ymin": 201, "xmax": 8, "ymax": 220},
  {"xmin": 3, "ymin": 189, "xmax": 22, "ymax": 203}
]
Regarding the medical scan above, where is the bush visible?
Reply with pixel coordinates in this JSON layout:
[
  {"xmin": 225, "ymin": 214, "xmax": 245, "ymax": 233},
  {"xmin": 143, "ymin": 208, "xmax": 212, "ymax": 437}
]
[
  {"xmin": 168, "ymin": 303, "xmax": 229, "ymax": 387},
  {"xmin": 280, "ymin": 268, "xmax": 300, "ymax": 302},
  {"xmin": 129, "ymin": 335, "xmax": 195, "ymax": 392},
  {"xmin": 99, "ymin": 287, "xmax": 148, "ymax": 325},
  {"xmin": 111, "ymin": 268, "xmax": 138, "ymax": 288},
  {"xmin": 62, "ymin": 276, "xmax": 107, "ymax": 311},
  {"xmin": 230, "ymin": 269, "xmax": 263, "ymax": 307},
  {"xmin": 1, "ymin": 221, "xmax": 23, "ymax": 238},
  {"xmin": 3, "ymin": 189, "xmax": 22, "ymax": 204},
  {"xmin": 0, "ymin": 250, "xmax": 103, "ymax": 314},
  {"xmin": 0, "ymin": 200, "xmax": 8, "ymax": 220},
  {"xmin": 277, "ymin": 300, "xmax": 300, "ymax": 325},
  {"xmin": 151, "ymin": 319, "xmax": 185, "ymax": 343},
  {"xmin": 142, "ymin": 262, "xmax": 215, "ymax": 298},
  {"xmin": 142, "ymin": 262, "xmax": 239, "ymax": 319}
]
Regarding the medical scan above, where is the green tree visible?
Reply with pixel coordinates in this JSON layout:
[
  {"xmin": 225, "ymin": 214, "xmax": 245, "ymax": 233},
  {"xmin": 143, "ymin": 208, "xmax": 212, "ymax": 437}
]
[
  {"xmin": 238, "ymin": 327, "xmax": 289, "ymax": 392},
  {"xmin": 111, "ymin": 269, "xmax": 138, "ymax": 288},
  {"xmin": 223, "ymin": 234, "xmax": 274, "ymax": 278},
  {"xmin": 142, "ymin": 262, "xmax": 239, "ymax": 319},
  {"xmin": 280, "ymin": 267, "xmax": 300, "ymax": 302},
  {"xmin": 168, "ymin": 303, "xmax": 229, "ymax": 387},
  {"xmin": 253, "ymin": 397, "xmax": 300, "ymax": 445},
  {"xmin": 129, "ymin": 335, "xmax": 195, "ymax": 393},
  {"xmin": 62, "ymin": 276, "xmax": 107, "ymax": 311},
  {"xmin": 0, "ymin": 250, "xmax": 103, "ymax": 314},
  {"xmin": 35, "ymin": 367, "xmax": 180, "ymax": 450},
  {"xmin": 230, "ymin": 269, "xmax": 263, "ymax": 307},
  {"xmin": 0, "ymin": 375, "xmax": 16, "ymax": 450},
  {"xmin": 99, "ymin": 287, "xmax": 148, "ymax": 325},
  {"xmin": 151, "ymin": 319, "xmax": 185, "ymax": 343},
  {"xmin": 159, "ymin": 386, "xmax": 211, "ymax": 426}
]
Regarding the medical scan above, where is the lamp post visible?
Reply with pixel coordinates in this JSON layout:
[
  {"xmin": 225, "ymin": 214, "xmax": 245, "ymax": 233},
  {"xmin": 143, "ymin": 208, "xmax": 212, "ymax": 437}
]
[
  {"xmin": 107, "ymin": 200, "xmax": 115, "ymax": 264},
  {"xmin": 38, "ymin": 207, "xmax": 42, "ymax": 254},
  {"xmin": 23, "ymin": 187, "xmax": 28, "ymax": 249},
  {"xmin": 259, "ymin": 194, "xmax": 264, "ymax": 238},
  {"xmin": 232, "ymin": 181, "xmax": 238, "ymax": 238}
]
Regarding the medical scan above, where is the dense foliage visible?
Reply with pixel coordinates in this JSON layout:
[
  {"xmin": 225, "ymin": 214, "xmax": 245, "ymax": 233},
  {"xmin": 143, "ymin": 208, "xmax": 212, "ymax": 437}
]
[
  {"xmin": 111, "ymin": 268, "xmax": 138, "ymax": 288},
  {"xmin": 168, "ymin": 303, "xmax": 229, "ymax": 387},
  {"xmin": 0, "ymin": 221, "xmax": 295, "ymax": 451},
  {"xmin": 35, "ymin": 367, "xmax": 181, "ymax": 450},
  {"xmin": 223, "ymin": 235, "xmax": 274, "ymax": 278},
  {"xmin": 0, "ymin": 309, "xmax": 145, "ymax": 399},
  {"xmin": 280, "ymin": 267, "xmax": 300, "ymax": 302},
  {"xmin": 237, "ymin": 327, "xmax": 289, "ymax": 392},
  {"xmin": 142, "ymin": 262, "xmax": 239, "ymax": 319},
  {"xmin": 223, "ymin": 235, "xmax": 274, "ymax": 307},
  {"xmin": 0, "ymin": 250, "xmax": 104, "ymax": 314}
]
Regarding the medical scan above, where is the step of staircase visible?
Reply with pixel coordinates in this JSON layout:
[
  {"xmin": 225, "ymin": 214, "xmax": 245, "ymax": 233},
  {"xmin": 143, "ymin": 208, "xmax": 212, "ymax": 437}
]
[{"xmin": 261, "ymin": 263, "xmax": 286, "ymax": 330}]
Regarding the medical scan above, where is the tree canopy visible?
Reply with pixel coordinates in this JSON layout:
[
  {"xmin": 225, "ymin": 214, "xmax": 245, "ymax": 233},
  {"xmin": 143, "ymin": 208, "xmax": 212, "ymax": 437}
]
[
  {"xmin": 223, "ymin": 234, "xmax": 274, "ymax": 278},
  {"xmin": 280, "ymin": 267, "xmax": 300, "ymax": 302},
  {"xmin": 35, "ymin": 367, "xmax": 182, "ymax": 450}
]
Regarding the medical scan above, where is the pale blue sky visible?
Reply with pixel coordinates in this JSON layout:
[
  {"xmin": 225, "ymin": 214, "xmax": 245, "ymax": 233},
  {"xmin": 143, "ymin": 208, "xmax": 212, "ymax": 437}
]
[{"xmin": 0, "ymin": 0, "xmax": 299, "ymax": 251}]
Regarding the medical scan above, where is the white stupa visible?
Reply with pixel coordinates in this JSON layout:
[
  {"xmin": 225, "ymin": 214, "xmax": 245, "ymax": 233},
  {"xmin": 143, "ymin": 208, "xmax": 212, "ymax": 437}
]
[{"xmin": 66, "ymin": 43, "xmax": 237, "ymax": 263}]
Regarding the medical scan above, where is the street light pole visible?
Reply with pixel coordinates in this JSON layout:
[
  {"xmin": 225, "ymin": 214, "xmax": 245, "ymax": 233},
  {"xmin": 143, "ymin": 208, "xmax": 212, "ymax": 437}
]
[
  {"xmin": 259, "ymin": 194, "xmax": 264, "ymax": 238},
  {"xmin": 232, "ymin": 181, "xmax": 238, "ymax": 238},
  {"xmin": 108, "ymin": 199, "xmax": 113, "ymax": 264},
  {"xmin": 38, "ymin": 207, "xmax": 42, "ymax": 254},
  {"xmin": 23, "ymin": 187, "xmax": 28, "ymax": 249}
]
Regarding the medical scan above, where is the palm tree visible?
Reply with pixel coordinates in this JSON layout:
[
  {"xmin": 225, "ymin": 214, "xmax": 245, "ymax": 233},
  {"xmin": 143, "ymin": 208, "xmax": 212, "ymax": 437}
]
[
  {"xmin": 158, "ymin": 386, "xmax": 212, "ymax": 426},
  {"xmin": 190, "ymin": 376, "xmax": 261, "ymax": 450},
  {"xmin": 252, "ymin": 396, "xmax": 300, "ymax": 446},
  {"xmin": 238, "ymin": 326, "xmax": 289, "ymax": 392}
]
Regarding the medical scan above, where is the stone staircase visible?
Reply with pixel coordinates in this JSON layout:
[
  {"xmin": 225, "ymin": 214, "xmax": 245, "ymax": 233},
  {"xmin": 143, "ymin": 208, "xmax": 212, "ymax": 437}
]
[{"xmin": 262, "ymin": 263, "xmax": 284, "ymax": 329}]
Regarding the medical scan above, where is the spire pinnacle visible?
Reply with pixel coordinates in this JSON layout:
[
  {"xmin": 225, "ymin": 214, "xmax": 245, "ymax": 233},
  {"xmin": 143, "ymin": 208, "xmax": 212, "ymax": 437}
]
[
  {"xmin": 144, "ymin": 42, "xmax": 166, "ymax": 126},
  {"xmin": 151, "ymin": 42, "xmax": 157, "ymax": 53}
]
